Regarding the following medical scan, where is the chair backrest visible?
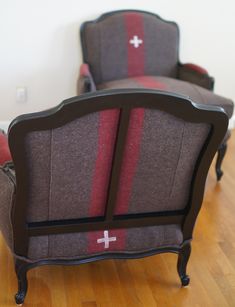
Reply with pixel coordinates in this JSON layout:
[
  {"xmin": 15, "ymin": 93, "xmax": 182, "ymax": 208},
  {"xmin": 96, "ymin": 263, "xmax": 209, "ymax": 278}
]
[
  {"xmin": 8, "ymin": 89, "xmax": 228, "ymax": 256},
  {"xmin": 80, "ymin": 10, "xmax": 180, "ymax": 85}
]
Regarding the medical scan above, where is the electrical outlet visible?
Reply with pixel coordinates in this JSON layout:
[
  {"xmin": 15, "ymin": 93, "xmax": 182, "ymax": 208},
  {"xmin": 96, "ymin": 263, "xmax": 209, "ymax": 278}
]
[{"xmin": 16, "ymin": 87, "xmax": 27, "ymax": 103}]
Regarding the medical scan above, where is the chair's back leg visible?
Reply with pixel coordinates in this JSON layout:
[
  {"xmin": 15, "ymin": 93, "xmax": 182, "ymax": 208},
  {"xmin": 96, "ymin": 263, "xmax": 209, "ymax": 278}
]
[
  {"xmin": 14, "ymin": 259, "xmax": 29, "ymax": 305},
  {"xmin": 177, "ymin": 241, "xmax": 191, "ymax": 287},
  {"xmin": 215, "ymin": 140, "xmax": 228, "ymax": 181}
]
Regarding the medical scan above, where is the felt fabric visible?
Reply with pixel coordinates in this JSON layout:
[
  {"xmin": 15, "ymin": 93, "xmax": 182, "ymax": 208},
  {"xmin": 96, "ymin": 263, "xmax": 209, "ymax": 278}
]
[
  {"xmin": 0, "ymin": 132, "xmax": 12, "ymax": 165},
  {"xmin": 82, "ymin": 11, "xmax": 179, "ymax": 84},
  {"xmin": 0, "ymin": 167, "xmax": 15, "ymax": 250},
  {"xmin": 98, "ymin": 76, "xmax": 234, "ymax": 118},
  {"xmin": 0, "ymin": 93, "xmax": 214, "ymax": 261},
  {"xmin": 28, "ymin": 224, "xmax": 183, "ymax": 260},
  {"xmin": 178, "ymin": 63, "xmax": 213, "ymax": 90}
]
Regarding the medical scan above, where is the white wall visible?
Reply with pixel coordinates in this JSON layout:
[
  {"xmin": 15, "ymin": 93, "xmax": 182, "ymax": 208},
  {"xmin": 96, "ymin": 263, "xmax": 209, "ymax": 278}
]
[{"xmin": 0, "ymin": 0, "xmax": 235, "ymax": 123}]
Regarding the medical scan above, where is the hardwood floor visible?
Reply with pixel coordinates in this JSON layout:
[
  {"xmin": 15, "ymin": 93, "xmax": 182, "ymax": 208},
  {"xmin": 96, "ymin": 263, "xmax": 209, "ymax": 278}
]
[{"xmin": 1, "ymin": 132, "xmax": 235, "ymax": 307}]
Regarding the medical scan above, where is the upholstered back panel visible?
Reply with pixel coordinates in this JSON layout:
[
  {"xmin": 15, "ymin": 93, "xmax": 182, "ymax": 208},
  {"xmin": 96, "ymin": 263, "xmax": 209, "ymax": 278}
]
[
  {"xmin": 25, "ymin": 110, "xmax": 119, "ymax": 222},
  {"xmin": 25, "ymin": 107, "xmax": 209, "ymax": 223},
  {"xmin": 81, "ymin": 11, "xmax": 179, "ymax": 85},
  {"xmin": 115, "ymin": 109, "xmax": 209, "ymax": 215}
]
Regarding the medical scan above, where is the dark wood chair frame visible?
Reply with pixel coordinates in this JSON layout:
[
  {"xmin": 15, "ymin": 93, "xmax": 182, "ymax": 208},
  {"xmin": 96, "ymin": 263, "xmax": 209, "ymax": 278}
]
[
  {"xmin": 80, "ymin": 9, "xmax": 230, "ymax": 181},
  {"xmin": 8, "ymin": 89, "xmax": 228, "ymax": 305}
]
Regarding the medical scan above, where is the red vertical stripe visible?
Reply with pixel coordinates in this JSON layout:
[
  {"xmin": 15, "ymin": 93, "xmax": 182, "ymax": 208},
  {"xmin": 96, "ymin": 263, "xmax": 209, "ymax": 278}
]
[
  {"xmin": 88, "ymin": 109, "xmax": 119, "ymax": 253},
  {"xmin": 125, "ymin": 13, "xmax": 145, "ymax": 77},
  {"xmin": 88, "ymin": 13, "xmax": 149, "ymax": 253}
]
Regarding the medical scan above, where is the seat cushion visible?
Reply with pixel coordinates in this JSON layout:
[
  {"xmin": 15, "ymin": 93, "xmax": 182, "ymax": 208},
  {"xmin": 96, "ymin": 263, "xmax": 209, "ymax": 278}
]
[
  {"xmin": 27, "ymin": 224, "xmax": 183, "ymax": 261},
  {"xmin": 98, "ymin": 76, "xmax": 234, "ymax": 118}
]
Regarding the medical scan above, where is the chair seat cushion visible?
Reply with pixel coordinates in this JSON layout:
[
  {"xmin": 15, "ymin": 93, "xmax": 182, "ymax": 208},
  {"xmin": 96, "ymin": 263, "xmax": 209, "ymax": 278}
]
[
  {"xmin": 98, "ymin": 76, "xmax": 234, "ymax": 118},
  {"xmin": 28, "ymin": 224, "xmax": 183, "ymax": 261}
]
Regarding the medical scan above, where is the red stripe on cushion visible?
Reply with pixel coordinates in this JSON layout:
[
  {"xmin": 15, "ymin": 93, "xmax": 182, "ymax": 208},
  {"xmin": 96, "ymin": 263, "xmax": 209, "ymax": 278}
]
[
  {"xmin": 133, "ymin": 76, "xmax": 166, "ymax": 89},
  {"xmin": 0, "ymin": 133, "xmax": 12, "ymax": 165},
  {"xmin": 87, "ymin": 107, "xmax": 145, "ymax": 253},
  {"xmin": 115, "ymin": 108, "xmax": 145, "ymax": 214},
  {"xmin": 125, "ymin": 13, "xmax": 145, "ymax": 77},
  {"xmin": 183, "ymin": 63, "xmax": 208, "ymax": 75}
]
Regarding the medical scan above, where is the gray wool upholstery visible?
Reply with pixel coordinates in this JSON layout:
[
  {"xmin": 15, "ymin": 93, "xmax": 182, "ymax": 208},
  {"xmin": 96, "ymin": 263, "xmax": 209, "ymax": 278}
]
[
  {"xmin": 0, "ymin": 167, "xmax": 15, "ymax": 250},
  {"xmin": 98, "ymin": 76, "xmax": 234, "ymax": 118},
  {"xmin": 178, "ymin": 64, "xmax": 213, "ymax": 90},
  {"xmin": 82, "ymin": 11, "xmax": 179, "ymax": 84},
  {"xmin": 80, "ymin": 11, "xmax": 234, "ymax": 120},
  {"xmin": 0, "ymin": 99, "xmax": 211, "ymax": 262},
  {"xmin": 28, "ymin": 225, "xmax": 183, "ymax": 260}
]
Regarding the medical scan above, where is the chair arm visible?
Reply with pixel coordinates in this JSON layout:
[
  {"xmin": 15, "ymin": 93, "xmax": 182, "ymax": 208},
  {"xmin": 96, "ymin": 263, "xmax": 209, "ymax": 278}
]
[
  {"xmin": 0, "ymin": 165, "xmax": 16, "ymax": 251},
  {"xmin": 0, "ymin": 130, "xmax": 12, "ymax": 165},
  {"xmin": 177, "ymin": 62, "xmax": 214, "ymax": 91},
  {"xmin": 77, "ymin": 63, "xmax": 96, "ymax": 94}
]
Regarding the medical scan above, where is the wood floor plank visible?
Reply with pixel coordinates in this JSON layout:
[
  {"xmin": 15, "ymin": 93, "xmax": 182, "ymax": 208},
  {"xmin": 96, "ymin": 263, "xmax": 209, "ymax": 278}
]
[{"xmin": 0, "ymin": 131, "xmax": 235, "ymax": 306}]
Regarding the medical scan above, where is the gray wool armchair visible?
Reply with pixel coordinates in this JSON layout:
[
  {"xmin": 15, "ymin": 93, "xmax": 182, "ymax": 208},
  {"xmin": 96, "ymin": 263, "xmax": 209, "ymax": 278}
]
[
  {"xmin": 78, "ymin": 10, "xmax": 234, "ymax": 180},
  {"xmin": 0, "ymin": 89, "xmax": 228, "ymax": 304}
]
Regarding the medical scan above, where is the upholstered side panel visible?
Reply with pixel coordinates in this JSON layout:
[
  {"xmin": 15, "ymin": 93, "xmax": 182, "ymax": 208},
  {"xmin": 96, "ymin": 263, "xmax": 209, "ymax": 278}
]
[
  {"xmin": 26, "ymin": 110, "xmax": 119, "ymax": 223},
  {"xmin": 115, "ymin": 109, "xmax": 210, "ymax": 215},
  {"xmin": 82, "ymin": 11, "xmax": 179, "ymax": 84},
  {"xmin": 26, "ymin": 131, "xmax": 51, "ymax": 221}
]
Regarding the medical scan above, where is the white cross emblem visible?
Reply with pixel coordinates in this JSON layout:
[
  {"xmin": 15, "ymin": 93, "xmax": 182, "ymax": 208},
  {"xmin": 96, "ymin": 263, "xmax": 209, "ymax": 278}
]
[
  {"xmin": 129, "ymin": 35, "xmax": 143, "ymax": 48},
  {"xmin": 97, "ymin": 230, "xmax": 117, "ymax": 249}
]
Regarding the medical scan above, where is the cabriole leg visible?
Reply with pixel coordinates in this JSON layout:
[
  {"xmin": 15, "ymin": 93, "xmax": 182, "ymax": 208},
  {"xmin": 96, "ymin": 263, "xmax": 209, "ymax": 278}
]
[
  {"xmin": 177, "ymin": 241, "xmax": 191, "ymax": 287},
  {"xmin": 14, "ymin": 259, "xmax": 29, "ymax": 305},
  {"xmin": 215, "ymin": 141, "xmax": 227, "ymax": 181}
]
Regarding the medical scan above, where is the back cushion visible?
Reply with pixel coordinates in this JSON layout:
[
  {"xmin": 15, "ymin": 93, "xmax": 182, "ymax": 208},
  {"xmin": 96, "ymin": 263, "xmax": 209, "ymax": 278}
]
[
  {"xmin": 82, "ymin": 11, "xmax": 179, "ymax": 84},
  {"xmin": 25, "ymin": 108, "xmax": 209, "ymax": 223}
]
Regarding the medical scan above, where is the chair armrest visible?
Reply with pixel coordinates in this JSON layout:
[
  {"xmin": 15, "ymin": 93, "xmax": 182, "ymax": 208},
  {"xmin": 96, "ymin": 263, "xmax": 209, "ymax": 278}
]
[
  {"xmin": 0, "ymin": 131, "xmax": 12, "ymax": 165},
  {"xmin": 0, "ymin": 165, "xmax": 16, "ymax": 251},
  {"xmin": 77, "ymin": 63, "xmax": 96, "ymax": 94},
  {"xmin": 177, "ymin": 62, "xmax": 215, "ymax": 91}
]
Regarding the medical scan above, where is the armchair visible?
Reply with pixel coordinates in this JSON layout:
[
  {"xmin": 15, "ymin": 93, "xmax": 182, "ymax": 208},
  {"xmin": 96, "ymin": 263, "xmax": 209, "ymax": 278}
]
[
  {"xmin": 0, "ymin": 89, "xmax": 228, "ymax": 304},
  {"xmin": 79, "ymin": 10, "xmax": 234, "ymax": 180}
]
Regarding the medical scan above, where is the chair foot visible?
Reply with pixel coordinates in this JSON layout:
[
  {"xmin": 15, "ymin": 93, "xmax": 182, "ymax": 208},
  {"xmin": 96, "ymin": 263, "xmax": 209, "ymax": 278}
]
[
  {"xmin": 215, "ymin": 141, "xmax": 227, "ymax": 181},
  {"xmin": 15, "ymin": 291, "xmax": 25, "ymax": 305},
  {"xmin": 180, "ymin": 275, "xmax": 190, "ymax": 287},
  {"xmin": 177, "ymin": 241, "xmax": 191, "ymax": 287}
]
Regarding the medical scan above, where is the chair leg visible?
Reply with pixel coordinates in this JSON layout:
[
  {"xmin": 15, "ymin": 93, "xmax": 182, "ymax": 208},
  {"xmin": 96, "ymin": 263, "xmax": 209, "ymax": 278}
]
[
  {"xmin": 215, "ymin": 141, "xmax": 227, "ymax": 181},
  {"xmin": 177, "ymin": 241, "xmax": 191, "ymax": 287},
  {"xmin": 14, "ymin": 259, "xmax": 29, "ymax": 305}
]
